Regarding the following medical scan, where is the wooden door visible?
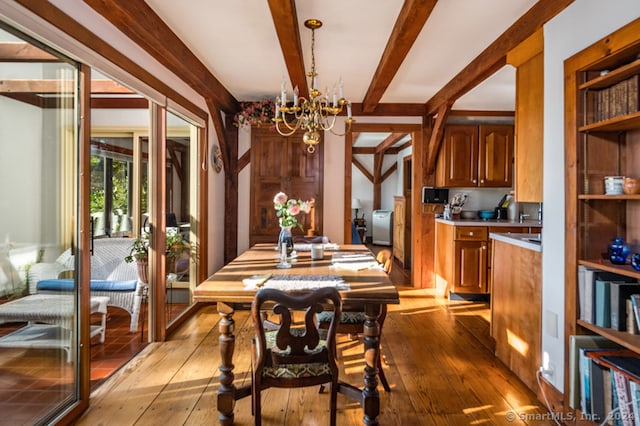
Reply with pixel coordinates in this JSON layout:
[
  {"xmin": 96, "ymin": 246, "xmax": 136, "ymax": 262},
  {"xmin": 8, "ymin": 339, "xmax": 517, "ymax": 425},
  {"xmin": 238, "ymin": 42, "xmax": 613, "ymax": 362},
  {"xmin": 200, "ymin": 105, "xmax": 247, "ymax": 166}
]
[
  {"xmin": 478, "ymin": 125, "xmax": 513, "ymax": 187},
  {"xmin": 393, "ymin": 196, "xmax": 405, "ymax": 265},
  {"xmin": 250, "ymin": 127, "xmax": 323, "ymax": 246},
  {"xmin": 436, "ymin": 125, "xmax": 478, "ymax": 187},
  {"xmin": 454, "ymin": 240, "xmax": 487, "ymax": 293}
]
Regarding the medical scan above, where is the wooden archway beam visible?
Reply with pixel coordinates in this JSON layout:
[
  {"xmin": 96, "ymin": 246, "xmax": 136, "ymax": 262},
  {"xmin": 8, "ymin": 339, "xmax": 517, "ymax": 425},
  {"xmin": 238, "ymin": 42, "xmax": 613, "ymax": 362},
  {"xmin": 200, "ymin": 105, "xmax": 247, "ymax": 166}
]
[
  {"xmin": 424, "ymin": 103, "xmax": 452, "ymax": 173},
  {"xmin": 361, "ymin": 0, "xmax": 438, "ymax": 112}
]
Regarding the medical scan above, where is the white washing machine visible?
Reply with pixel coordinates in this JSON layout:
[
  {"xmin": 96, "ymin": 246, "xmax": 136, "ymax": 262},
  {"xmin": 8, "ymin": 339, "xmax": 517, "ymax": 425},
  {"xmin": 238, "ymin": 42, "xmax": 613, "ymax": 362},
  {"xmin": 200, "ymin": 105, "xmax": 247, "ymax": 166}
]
[{"xmin": 371, "ymin": 210, "xmax": 393, "ymax": 246}]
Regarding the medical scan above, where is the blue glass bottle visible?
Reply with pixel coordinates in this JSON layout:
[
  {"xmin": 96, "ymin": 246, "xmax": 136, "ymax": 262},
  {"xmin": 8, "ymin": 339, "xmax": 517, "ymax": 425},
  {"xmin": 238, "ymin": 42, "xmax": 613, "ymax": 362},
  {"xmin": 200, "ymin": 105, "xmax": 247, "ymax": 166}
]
[
  {"xmin": 608, "ymin": 237, "xmax": 630, "ymax": 265},
  {"xmin": 631, "ymin": 253, "xmax": 640, "ymax": 271}
]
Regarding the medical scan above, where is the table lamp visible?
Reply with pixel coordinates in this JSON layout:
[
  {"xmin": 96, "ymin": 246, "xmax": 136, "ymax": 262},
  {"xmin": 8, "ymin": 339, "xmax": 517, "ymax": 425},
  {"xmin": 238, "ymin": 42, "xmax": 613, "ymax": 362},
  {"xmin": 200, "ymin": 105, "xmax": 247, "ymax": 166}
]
[{"xmin": 351, "ymin": 198, "xmax": 362, "ymax": 219}]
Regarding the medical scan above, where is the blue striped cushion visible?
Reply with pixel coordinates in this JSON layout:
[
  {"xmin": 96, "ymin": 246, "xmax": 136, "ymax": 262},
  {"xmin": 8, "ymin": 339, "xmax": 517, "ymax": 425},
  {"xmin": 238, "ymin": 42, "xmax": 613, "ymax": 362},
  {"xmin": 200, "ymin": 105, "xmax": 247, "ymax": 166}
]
[{"xmin": 37, "ymin": 278, "xmax": 138, "ymax": 292}]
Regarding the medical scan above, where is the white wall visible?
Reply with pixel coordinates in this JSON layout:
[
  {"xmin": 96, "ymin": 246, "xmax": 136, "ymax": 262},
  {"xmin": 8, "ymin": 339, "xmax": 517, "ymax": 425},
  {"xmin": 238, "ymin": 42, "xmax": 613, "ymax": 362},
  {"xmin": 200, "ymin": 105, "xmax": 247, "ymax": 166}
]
[
  {"xmin": 0, "ymin": 97, "xmax": 43, "ymax": 243},
  {"xmin": 542, "ymin": 1, "xmax": 640, "ymax": 392}
]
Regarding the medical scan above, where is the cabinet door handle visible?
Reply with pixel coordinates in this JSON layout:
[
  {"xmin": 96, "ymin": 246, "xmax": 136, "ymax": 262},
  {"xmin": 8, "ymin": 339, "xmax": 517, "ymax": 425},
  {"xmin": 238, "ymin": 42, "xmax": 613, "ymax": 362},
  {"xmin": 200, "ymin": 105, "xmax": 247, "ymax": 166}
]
[
  {"xmin": 472, "ymin": 179, "xmax": 477, "ymax": 184},
  {"xmin": 480, "ymin": 179, "xmax": 485, "ymax": 183},
  {"xmin": 469, "ymin": 232, "xmax": 474, "ymax": 236}
]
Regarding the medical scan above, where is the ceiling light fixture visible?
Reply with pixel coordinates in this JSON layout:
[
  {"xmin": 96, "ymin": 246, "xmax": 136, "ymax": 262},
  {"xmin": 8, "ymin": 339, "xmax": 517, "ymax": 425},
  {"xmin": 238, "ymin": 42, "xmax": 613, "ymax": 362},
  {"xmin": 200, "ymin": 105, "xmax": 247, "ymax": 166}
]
[{"xmin": 274, "ymin": 19, "xmax": 354, "ymax": 154}]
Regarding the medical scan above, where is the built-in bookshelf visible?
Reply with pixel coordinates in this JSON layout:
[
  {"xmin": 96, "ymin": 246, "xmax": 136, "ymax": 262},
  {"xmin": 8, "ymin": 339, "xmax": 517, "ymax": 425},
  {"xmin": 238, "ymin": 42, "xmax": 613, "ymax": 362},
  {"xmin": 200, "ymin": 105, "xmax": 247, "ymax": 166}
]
[{"xmin": 565, "ymin": 18, "xmax": 640, "ymax": 424}]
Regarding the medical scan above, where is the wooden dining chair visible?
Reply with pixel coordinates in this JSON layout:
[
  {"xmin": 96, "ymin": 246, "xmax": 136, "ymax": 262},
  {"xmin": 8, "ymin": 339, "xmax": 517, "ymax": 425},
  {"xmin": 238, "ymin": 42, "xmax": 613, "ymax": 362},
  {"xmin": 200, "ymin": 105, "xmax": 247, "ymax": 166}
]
[
  {"xmin": 251, "ymin": 287, "xmax": 342, "ymax": 426},
  {"xmin": 319, "ymin": 248, "xmax": 393, "ymax": 392}
]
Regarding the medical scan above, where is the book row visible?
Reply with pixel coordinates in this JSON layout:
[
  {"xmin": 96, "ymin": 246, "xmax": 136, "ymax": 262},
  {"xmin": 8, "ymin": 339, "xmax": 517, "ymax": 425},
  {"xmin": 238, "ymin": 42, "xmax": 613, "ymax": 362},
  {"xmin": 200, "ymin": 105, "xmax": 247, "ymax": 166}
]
[
  {"xmin": 571, "ymin": 336, "xmax": 640, "ymax": 425},
  {"xmin": 586, "ymin": 74, "xmax": 639, "ymax": 125},
  {"xmin": 578, "ymin": 267, "xmax": 640, "ymax": 332}
]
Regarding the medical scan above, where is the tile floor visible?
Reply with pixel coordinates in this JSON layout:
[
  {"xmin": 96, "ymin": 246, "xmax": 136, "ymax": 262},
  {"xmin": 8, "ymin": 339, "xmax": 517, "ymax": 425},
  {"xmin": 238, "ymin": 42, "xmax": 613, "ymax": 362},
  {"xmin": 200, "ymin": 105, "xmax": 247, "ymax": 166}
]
[{"xmin": 0, "ymin": 301, "xmax": 189, "ymax": 423}]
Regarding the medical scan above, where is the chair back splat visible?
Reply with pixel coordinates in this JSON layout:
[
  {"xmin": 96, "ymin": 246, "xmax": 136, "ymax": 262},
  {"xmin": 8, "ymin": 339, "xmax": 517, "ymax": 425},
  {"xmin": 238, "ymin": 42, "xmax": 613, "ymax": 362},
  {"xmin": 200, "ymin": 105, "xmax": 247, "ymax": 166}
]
[{"xmin": 251, "ymin": 287, "xmax": 342, "ymax": 426}]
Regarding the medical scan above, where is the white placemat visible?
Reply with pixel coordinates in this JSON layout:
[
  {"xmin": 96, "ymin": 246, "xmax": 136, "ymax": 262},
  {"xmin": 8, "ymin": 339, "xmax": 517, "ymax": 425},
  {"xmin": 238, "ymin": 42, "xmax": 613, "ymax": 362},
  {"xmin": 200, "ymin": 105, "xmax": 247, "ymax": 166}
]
[
  {"xmin": 330, "ymin": 252, "xmax": 380, "ymax": 270},
  {"xmin": 244, "ymin": 274, "xmax": 349, "ymax": 291}
]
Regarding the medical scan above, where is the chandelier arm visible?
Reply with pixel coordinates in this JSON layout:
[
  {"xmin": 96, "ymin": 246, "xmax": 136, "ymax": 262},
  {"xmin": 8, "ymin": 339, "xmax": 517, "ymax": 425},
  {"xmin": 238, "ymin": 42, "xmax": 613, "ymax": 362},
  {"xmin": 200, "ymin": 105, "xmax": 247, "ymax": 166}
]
[{"xmin": 275, "ymin": 121, "xmax": 300, "ymax": 137}]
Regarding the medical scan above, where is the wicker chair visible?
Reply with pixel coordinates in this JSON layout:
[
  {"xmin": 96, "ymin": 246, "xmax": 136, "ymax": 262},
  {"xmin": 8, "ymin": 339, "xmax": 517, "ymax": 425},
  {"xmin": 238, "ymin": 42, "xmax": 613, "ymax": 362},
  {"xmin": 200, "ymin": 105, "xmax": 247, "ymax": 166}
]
[
  {"xmin": 27, "ymin": 238, "xmax": 146, "ymax": 332},
  {"xmin": 251, "ymin": 287, "xmax": 342, "ymax": 426}
]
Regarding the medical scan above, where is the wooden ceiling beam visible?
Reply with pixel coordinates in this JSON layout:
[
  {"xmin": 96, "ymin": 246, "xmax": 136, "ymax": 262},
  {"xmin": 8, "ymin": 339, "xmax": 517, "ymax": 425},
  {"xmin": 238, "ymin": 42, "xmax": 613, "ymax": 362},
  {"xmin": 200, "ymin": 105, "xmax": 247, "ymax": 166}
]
[
  {"xmin": 91, "ymin": 97, "xmax": 149, "ymax": 109},
  {"xmin": 352, "ymin": 157, "xmax": 373, "ymax": 182},
  {"xmin": 267, "ymin": 0, "xmax": 308, "ymax": 99},
  {"xmin": 0, "ymin": 79, "xmax": 136, "ymax": 94},
  {"xmin": 15, "ymin": 0, "xmax": 207, "ymax": 122},
  {"xmin": 376, "ymin": 132, "xmax": 408, "ymax": 154},
  {"xmin": 425, "ymin": 103, "xmax": 452, "ymax": 173},
  {"xmin": 381, "ymin": 163, "xmax": 398, "ymax": 182},
  {"xmin": 350, "ymin": 103, "xmax": 425, "ymax": 116},
  {"xmin": 424, "ymin": 0, "xmax": 574, "ymax": 115},
  {"xmin": 0, "ymin": 42, "xmax": 58, "ymax": 61},
  {"xmin": 83, "ymin": 0, "xmax": 238, "ymax": 113},
  {"xmin": 361, "ymin": 0, "xmax": 438, "ymax": 113},
  {"xmin": 206, "ymin": 98, "xmax": 231, "ymax": 174}
]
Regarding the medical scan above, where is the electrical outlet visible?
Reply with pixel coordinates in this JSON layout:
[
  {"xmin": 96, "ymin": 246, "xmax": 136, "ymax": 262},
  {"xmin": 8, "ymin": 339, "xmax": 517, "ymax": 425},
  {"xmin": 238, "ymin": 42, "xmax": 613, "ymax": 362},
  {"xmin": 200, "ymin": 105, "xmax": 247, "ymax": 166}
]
[{"xmin": 539, "ymin": 362, "xmax": 555, "ymax": 381}]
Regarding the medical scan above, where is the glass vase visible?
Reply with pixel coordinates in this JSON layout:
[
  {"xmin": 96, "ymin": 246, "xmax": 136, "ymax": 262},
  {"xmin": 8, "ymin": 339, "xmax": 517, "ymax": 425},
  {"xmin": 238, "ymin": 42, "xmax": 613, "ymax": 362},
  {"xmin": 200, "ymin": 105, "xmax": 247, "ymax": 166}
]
[
  {"xmin": 278, "ymin": 225, "xmax": 294, "ymax": 256},
  {"xmin": 608, "ymin": 237, "xmax": 630, "ymax": 265}
]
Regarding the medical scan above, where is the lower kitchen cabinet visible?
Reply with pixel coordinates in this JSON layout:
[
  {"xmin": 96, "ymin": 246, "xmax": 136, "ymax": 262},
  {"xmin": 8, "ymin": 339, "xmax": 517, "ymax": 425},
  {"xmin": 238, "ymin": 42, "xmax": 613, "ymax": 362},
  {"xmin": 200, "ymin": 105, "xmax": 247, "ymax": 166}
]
[
  {"xmin": 454, "ymin": 240, "xmax": 487, "ymax": 293},
  {"xmin": 435, "ymin": 220, "xmax": 539, "ymax": 296}
]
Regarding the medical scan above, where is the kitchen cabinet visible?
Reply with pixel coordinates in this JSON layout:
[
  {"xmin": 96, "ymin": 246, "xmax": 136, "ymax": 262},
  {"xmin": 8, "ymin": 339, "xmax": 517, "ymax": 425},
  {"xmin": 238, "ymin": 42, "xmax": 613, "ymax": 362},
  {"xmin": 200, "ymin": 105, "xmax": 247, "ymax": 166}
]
[
  {"xmin": 392, "ymin": 196, "xmax": 405, "ymax": 266},
  {"xmin": 435, "ymin": 124, "xmax": 513, "ymax": 188},
  {"xmin": 564, "ymin": 21, "xmax": 640, "ymax": 419},
  {"xmin": 491, "ymin": 236, "xmax": 541, "ymax": 393},
  {"xmin": 453, "ymin": 226, "xmax": 488, "ymax": 293},
  {"xmin": 393, "ymin": 196, "xmax": 411, "ymax": 267},
  {"xmin": 435, "ymin": 221, "xmax": 538, "ymax": 295}
]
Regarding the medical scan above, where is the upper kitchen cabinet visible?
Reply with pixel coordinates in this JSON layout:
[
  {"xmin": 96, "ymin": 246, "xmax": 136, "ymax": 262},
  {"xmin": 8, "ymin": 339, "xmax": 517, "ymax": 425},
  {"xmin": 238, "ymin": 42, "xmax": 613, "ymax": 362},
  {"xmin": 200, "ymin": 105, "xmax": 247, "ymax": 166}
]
[
  {"xmin": 507, "ymin": 29, "xmax": 543, "ymax": 203},
  {"xmin": 436, "ymin": 124, "xmax": 513, "ymax": 188}
]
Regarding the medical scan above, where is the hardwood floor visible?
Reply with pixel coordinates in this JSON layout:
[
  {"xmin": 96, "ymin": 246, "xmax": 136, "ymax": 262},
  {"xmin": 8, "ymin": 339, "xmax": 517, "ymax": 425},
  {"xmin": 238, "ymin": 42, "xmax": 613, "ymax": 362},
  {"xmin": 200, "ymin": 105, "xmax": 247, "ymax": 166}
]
[{"xmin": 75, "ymin": 255, "xmax": 552, "ymax": 425}]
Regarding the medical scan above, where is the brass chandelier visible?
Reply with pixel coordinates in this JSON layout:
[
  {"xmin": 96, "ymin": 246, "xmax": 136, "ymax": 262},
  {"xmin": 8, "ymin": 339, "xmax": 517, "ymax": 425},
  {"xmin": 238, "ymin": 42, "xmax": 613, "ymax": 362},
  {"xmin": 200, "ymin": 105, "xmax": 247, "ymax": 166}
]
[{"xmin": 274, "ymin": 19, "xmax": 354, "ymax": 154}]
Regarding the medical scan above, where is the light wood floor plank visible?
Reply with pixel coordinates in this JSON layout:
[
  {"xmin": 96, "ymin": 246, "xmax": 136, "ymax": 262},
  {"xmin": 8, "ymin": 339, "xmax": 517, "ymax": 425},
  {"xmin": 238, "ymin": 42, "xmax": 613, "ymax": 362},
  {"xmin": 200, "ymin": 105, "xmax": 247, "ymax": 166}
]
[{"xmin": 76, "ymin": 285, "xmax": 551, "ymax": 425}]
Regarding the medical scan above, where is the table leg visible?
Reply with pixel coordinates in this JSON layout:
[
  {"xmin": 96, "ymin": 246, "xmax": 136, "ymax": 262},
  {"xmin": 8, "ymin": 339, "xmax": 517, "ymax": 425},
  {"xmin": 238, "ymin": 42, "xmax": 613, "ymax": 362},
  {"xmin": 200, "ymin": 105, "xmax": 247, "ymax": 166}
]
[
  {"xmin": 217, "ymin": 302, "xmax": 236, "ymax": 425},
  {"xmin": 362, "ymin": 303, "xmax": 382, "ymax": 425}
]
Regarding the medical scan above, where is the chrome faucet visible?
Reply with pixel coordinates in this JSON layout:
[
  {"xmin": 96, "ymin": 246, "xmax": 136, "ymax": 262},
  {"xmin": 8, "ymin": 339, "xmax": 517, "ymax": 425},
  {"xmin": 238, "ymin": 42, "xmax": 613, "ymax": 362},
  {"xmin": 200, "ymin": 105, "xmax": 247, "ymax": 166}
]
[{"xmin": 519, "ymin": 213, "xmax": 530, "ymax": 223}]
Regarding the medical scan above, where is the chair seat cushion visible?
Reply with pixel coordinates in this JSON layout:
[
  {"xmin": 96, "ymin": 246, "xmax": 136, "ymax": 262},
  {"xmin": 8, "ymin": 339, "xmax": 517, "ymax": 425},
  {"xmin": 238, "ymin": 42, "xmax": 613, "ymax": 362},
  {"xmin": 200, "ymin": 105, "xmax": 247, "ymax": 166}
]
[
  {"xmin": 37, "ymin": 278, "xmax": 138, "ymax": 292},
  {"xmin": 317, "ymin": 310, "xmax": 366, "ymax": 324},
  {"xmin": 262, "ymin": 330, "xmax": 330, "ymax": 378},
  {"xmin": 262, "ymin": 362, "xmax": 332, "ymax": 379}
]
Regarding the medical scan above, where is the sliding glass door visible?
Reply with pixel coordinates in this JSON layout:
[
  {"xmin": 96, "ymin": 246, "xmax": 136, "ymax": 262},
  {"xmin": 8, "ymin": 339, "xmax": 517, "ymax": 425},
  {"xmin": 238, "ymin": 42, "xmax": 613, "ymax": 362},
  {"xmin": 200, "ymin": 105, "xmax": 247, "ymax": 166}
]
[{"xmin": 0, "ymin": 25, "xmax": 82, "ymax": 424}]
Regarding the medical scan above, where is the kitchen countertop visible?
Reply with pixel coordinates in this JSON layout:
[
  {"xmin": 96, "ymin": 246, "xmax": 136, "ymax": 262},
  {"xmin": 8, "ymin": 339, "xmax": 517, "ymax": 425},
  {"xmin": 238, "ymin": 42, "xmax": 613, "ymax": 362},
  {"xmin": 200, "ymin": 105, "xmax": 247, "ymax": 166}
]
[
  {"xmin": 489, "ymin": 232, "xmax": 542, "ymax": 252},
  {"xmin": 435, "ymin": 218, "xmax": 542, "ymax": 227}
]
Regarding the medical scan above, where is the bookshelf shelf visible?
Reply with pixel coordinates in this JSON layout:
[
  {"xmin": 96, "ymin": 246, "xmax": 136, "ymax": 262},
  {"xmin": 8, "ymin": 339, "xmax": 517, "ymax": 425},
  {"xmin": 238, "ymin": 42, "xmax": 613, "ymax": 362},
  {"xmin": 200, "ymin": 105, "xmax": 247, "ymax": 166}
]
[
  {"xmin": 579, "ymin": 111, "xmax": 640, "ymax": 132},
  {"xmin": 565, "ymin": 20, "xmax": 640, "ymax": 421},
  {"xmin": 579, "ymin": 58, "xmax": 640, "ymax": 90},
  {"xmin": 577, "ymin": 320, "xmax": 640, "ymax": 353},
  {"xmin": 579, "ymin": 259, "xmax": 640, "ymax": 280},
  {"xmin": 578, "ymin": 194, "xmax": 640, "ymax": 200}
]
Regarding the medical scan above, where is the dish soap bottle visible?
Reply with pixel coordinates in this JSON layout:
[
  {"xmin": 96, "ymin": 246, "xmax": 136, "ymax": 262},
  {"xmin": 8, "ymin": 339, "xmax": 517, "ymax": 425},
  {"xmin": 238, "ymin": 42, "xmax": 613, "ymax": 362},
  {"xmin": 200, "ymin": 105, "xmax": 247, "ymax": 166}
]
[{"xmin": 506, "ymin": 195, "xmax": 518, "ymax": 221}]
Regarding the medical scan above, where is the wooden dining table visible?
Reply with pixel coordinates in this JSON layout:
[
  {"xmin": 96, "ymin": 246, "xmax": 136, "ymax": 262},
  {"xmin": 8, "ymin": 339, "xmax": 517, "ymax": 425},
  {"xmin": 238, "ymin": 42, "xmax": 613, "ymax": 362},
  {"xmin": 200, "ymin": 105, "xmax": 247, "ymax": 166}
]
[{"xmin": 194, "ymin": 243, "xmax": 400, "ymax": 426}]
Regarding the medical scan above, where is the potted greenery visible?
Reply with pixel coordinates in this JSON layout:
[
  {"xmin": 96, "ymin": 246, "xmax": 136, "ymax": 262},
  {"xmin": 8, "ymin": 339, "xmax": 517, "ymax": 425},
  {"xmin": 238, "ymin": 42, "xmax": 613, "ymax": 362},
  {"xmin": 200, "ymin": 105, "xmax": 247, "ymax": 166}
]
[{"xmin": 125, "ymin": 229, "xmax": 192, "ymax": 283}]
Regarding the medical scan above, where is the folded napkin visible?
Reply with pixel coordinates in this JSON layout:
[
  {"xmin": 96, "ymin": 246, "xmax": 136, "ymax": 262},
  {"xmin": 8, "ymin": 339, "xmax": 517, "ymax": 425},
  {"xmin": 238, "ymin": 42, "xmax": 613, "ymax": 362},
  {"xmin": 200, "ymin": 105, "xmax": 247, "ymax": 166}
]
[
  {"xmin": 249, "ymin": 274, "xmax": 349, "ymax": 291},
  {"xmin": 242, "ymin": 274, "xmax": 272, "ymax": 288}
]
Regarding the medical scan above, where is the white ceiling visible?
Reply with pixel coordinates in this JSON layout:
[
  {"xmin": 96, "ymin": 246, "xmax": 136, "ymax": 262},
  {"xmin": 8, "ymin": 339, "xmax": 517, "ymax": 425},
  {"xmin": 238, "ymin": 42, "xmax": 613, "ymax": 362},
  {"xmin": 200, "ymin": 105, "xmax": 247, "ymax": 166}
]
[{"xmin": 145, "ymin": 0, "xmax": 538, "ymax": 111}]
